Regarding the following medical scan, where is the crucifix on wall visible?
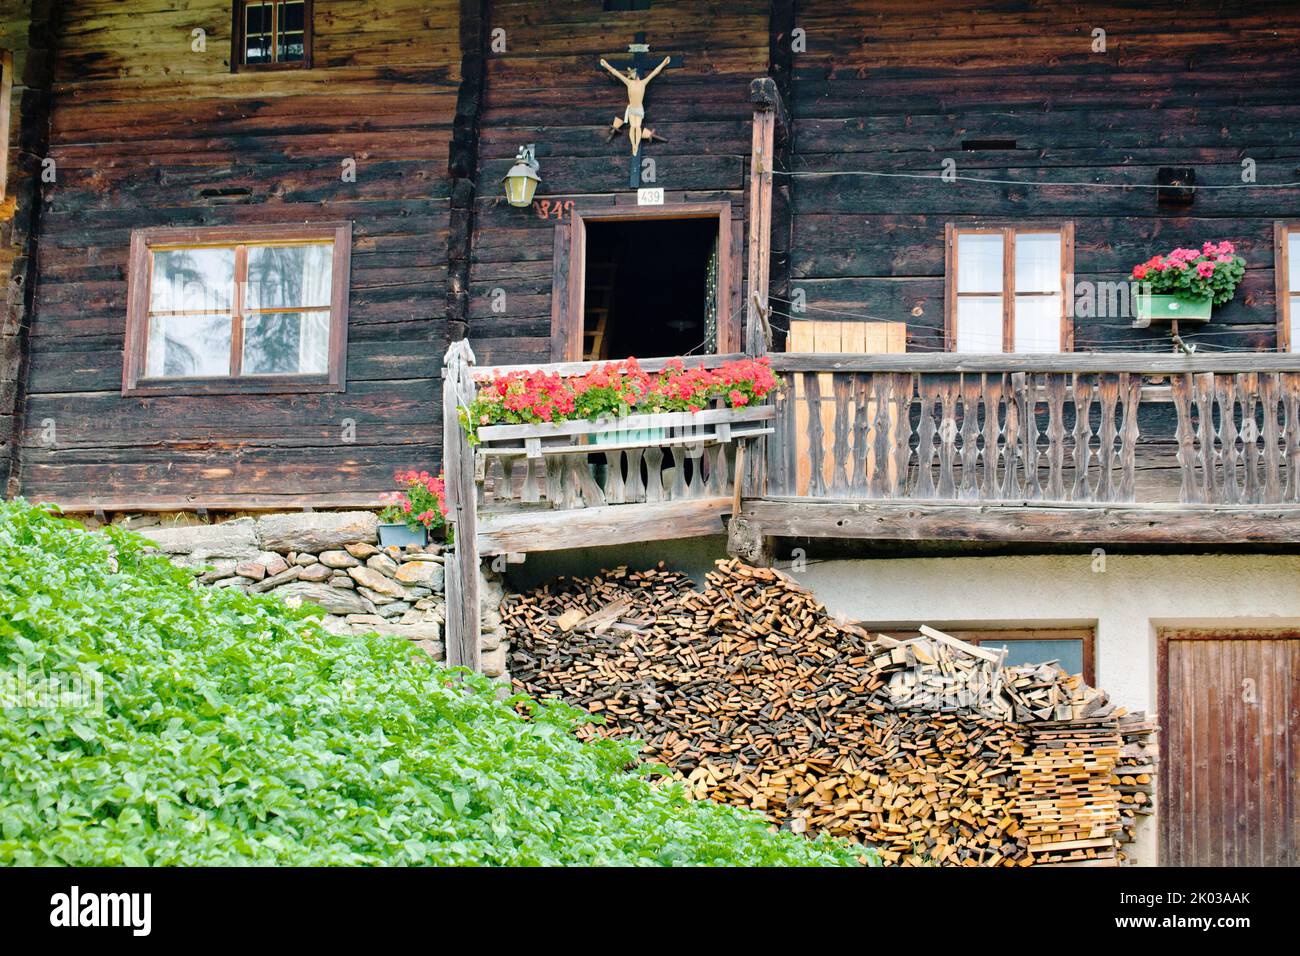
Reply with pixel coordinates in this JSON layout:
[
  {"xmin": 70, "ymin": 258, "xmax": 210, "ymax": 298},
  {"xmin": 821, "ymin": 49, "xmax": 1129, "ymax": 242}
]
[{"xmin": 598, "ymin": 33, "xmax": 681, "ymax": 188}]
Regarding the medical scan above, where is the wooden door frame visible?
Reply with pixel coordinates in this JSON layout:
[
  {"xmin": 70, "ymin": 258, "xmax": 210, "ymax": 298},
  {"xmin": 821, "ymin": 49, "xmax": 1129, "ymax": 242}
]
[
  {"xmin": 550, "ymin": 201, "xmax": 739, "ymax": 362},
  {"xmin": 1156, "ymin": 626, "xmax": 1298, "ymax": 864}
]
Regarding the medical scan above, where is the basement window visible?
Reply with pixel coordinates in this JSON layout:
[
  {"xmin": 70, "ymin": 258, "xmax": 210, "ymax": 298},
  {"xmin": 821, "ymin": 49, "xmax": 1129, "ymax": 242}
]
[
  {"xmin": 881, "ymin": 628, "xmax": 1095, "ymax": 684},
  {"xmin": 551, "ymin": 204, "xmax": 739, "ymax": 361},
  {"xmin": 123, "ymin": 223, "xmax": 351, "ymax": 395},
  {"xmin": 945, "ymin": 223, "xmax": 1074, "ymax": 352},
  {"xmin": 1278, "ymin": 222, "xmax": 1300, "ymax": 352},
  {"xmin": 234, "ymin": 0, "xmax": 312, "ymax": 70}
]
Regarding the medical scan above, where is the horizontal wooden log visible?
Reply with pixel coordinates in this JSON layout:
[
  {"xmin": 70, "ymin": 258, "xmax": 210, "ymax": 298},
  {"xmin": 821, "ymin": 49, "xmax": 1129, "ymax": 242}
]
[
  {"xmin": 473, "ymin": 352, "xmax": 751, "ymax": 379},
  {"xmin": 476, "ymin": 498, "xmax": 731, "ymax": 555},
  {"xmin": 770, "ymin": 353, "xmax": 1300, "ymax": 374},
  {"xmin": 477, "ymin": 405, "xmax": 774, "ymax": 442},
  {"xmin": 41, "ymin": 493, "xmax": 385, "ymax": 515},
  {"xmin": 743, "ymin": 497, "xmax": 1300, "ymax": 544}
]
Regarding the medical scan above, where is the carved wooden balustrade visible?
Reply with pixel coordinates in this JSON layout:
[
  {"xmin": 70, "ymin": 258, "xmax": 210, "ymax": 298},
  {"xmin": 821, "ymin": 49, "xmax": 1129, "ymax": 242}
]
[
  {"xmin": 443, "ymin": 348, "xmax": 774, "ymax": 560},
  {"xmin": 476, "ymin": 406, "xmax": 773, "ymax": 514},
  {"xmin": 767, "ymin": 354, "xmax": 1300, "ymax": 506},
  {"xmin": 725, "ymin": 354, "xmax": 1300, "ymax": 549}
]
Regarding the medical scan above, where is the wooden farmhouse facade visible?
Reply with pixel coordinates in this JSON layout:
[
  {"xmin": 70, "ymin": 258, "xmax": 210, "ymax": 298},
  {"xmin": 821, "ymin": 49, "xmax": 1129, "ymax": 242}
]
[{"xmin": 2, "ymin": 0, "xmax": 1299, "ymax": 866}]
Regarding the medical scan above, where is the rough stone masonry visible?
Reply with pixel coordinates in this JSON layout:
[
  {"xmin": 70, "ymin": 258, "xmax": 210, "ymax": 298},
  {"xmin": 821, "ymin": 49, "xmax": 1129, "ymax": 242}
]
[{"xmin": 129, "ymin": 511, "xmax": 508, "ymax": 678}]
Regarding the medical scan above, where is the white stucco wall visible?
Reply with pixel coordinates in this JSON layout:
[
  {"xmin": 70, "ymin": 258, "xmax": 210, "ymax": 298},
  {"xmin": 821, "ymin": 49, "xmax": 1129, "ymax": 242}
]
[{"xmin": 795, "ymin": 552, "xmax": 1300, "ymax": 865}]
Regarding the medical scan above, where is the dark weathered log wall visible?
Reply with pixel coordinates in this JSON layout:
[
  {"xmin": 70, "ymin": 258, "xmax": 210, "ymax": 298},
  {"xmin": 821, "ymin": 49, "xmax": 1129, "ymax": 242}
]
[
  {"xmin": 788, "ymin": 0, "xmax": 1300, "ymax": 354},
  {"xmin": 0, "ymin": 0, "xmax": 57, "ymax": 496},
  {"xmin": 467, "ymin": 0, "xmax": 768, "ymax": 367},
  {"xmin": 17, "ymin": 0, "xmax": 460, "ymax": 508}
]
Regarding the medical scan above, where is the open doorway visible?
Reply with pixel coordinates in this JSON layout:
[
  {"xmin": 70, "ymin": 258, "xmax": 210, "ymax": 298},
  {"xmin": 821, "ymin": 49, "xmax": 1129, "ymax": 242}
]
[{"xmin": 582, "ymin": 217, "xmax": 719, "ymax": 360}]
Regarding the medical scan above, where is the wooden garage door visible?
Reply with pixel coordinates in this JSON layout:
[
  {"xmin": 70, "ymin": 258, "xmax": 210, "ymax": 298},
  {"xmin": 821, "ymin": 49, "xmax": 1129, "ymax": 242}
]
[{"xmin": 1160, "ymin": 630, "xmax": 1300, "ymax": 866}]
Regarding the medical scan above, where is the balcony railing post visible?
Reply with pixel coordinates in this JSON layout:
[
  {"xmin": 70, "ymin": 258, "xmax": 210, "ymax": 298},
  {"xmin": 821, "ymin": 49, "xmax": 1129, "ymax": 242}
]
[{"xmin": 442, "ymin": 339, "xmax": 481, "ymax": 671}]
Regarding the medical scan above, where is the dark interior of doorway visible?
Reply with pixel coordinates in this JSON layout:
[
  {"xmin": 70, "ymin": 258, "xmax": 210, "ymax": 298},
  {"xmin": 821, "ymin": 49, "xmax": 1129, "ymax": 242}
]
[{"xmin": 582, "ymin": 217, "xmax": 719, "ymax": 361}]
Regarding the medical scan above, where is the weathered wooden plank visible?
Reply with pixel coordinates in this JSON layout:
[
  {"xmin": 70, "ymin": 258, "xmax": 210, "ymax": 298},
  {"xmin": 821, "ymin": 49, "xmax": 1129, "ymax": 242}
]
[
  {"xmin": 1096, "ymin": 374, "xmax": 1119, "ymax": 503},
  {"xmin": 888, "ymin": 372, "xmax": 914, "ymax": 498},
  {"xmin": 1021, "ymin": 372, "xmax": 1042, "ymax": 501},
  {"xmin": 1071, "ymin": 374, "xmax": 1095, "ymax": 502},
  {"xmin": 959, "ymin": 374, "xmax": 981, "ymax": 500},
  {"xmin": 1045, "ymin": 375, "xmax": 1067, "ymax": 501},
  {"xmin": 770, "ymin": 354, "xmax": 1300, "ymax": 374},
  {"xmin": 1285, "ymin": 374, "xmax": 1300, "ymax": 502},
  {"xmin": 831, "ymin": 373, "xmax": 853, "ymax": 494},
  {"xmin": 937, "ymin": 376, "xmax": 959, "ymax": 499},
  {"xmin": 914, "ymin": 376, "xmax": 938, "ymax": 499},
  {"xmin": 744, "ymin": 498, "xmax": 1300, "ymax": 545},
  {"xmin": 442, "ymin": 340, "xmax": 480, "ymax": 671},
  {"xmin": 1001, "ymin": 372, "xmax": 1023, "ymax": 499},
  {"xmin": 1194, "ymin": 373, "xmax": 1218, "ymax": 504},
  {"xmin": 1118, "ymin": 372, "xmax": 1142, "ymax": 503},
  {"xmin": 1261, "ymin": 373, "xmax": 1283, "ymax": 504},
  {"xmin": 1218, "ymin": 374, "xmax": 1243, "ymax": 505},
  {"xmin": 477, "ymin": 498, "xmax": 733, "ymax": 555},
  {"xmin": 980, "ymin": 373, "xmax": 1003, "ymax": 500},
  {"xmin": 1239, "ymin": 373, "xmax": 1261, "ymax": 504},
  {"xmin": 805, "ymin": 372, "xmax": 827, "ymax": 497}
]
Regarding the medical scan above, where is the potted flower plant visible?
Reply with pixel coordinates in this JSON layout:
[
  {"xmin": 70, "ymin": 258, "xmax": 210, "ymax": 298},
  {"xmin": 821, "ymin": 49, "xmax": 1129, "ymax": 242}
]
[
  {"xmin": 1131, "ymin": 241, "xmax": 1246, "ymax": 323},
  {"xmin": 378, "ymin": 469, "xmax": 448, "ymax": 548},
  {"xmin": 460, "ymin": 355, "xmax": 778, "ymax": 445}
]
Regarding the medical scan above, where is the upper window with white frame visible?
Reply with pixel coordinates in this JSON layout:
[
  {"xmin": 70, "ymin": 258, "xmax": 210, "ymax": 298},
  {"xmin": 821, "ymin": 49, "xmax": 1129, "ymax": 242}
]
[
  {"xmin": 945, "ymin": 223, "xmax": 1074, "ymax": 353},
  {"xmin": 123, "ymin": 223, "xmax": 350, "ymax": 395},
  {"xmin": 1277, "ymin": 222, "xmax": 1300, "ymax": 352},
  {"xmin": 234, "ymin": 0, "xmax": 311, "ymax": 70}
]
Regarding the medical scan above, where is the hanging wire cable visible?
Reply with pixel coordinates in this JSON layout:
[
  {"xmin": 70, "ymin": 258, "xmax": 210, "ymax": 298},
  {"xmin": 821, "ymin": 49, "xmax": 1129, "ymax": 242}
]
[{"xmin": 773, "ymin": 167, "xmax": 1300, "ymax": 190}]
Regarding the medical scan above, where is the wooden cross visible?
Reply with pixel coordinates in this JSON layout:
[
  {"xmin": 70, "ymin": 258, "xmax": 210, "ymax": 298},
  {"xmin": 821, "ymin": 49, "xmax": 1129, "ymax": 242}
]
[{"xmin": 599, "ymin": 33, "xmax": 682, "ymax": 188}]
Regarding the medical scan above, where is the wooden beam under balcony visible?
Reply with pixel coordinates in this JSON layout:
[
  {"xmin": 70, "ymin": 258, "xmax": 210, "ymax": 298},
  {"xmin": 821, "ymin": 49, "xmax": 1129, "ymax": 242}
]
[
  {"xmin": 742, "ymin": 497, "xmax": 1300, "ymax": 545},
  {"xmin": 477, "ymin": 498, "xmax": 732, "ymax": 555}
]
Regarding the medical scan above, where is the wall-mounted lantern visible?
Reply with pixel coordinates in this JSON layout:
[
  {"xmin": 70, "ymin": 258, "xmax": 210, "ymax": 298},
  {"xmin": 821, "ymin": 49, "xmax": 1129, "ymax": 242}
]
[{"xmin": 503, "ymin": 144, "xmax": 541, "ymax": 207}]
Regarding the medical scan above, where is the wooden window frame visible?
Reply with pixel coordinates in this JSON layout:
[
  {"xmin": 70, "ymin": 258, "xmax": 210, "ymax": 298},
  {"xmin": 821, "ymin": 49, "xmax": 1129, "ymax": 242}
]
[
  {"xmin": 1276, "ymin": 221, "xmax": 1300, "ymax": 352},
  {"xmin": 880, "ymin": 627, "xmax": 1095, "ymax": 684},
  {"xmin": 550, "ymin": 202, "xmax": 741, "ymax": 362},
  {"xmin": 232, "ymin": 0, "xmax": 313, "ymax": 72},
  {"xmin": 944, "ymin": 222, "xmax": 1075, "ymax": 353},
  {"xmin": 123, "ymin": 222, "xmax": 351, "ymax": 396}
]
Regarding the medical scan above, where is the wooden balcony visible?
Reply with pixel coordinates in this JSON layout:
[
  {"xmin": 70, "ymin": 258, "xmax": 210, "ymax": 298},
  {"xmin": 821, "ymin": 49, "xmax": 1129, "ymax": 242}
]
[
  {"xmin": 440, "ymin": 346, "xmax": 1300, "ymax": 667},
  {"xmin": 473, "ymin": 403, "xmax": 774, "ymax": 555},
  {"xmin": 739, "ymin": 353, "xmax": 1300, "ymax": 546}
]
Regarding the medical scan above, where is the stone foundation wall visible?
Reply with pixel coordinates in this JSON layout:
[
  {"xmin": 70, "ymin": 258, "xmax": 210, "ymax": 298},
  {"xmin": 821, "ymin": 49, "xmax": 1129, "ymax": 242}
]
[{"xmin": 130, "ymin": 511, "xmax": 507, "ymax": 678}]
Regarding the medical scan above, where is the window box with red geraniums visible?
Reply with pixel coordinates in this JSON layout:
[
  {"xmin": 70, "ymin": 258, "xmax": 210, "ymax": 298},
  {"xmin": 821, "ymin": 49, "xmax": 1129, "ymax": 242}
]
[
  {"xmin": 460, "ymin": 356, "xmax": 778, "ymax": 444},
  {"xmin": 378, "ymin": 470, "xmax": 448, "ymax": 548},
  {"xmin": 1131, "ymin": 241, "xmax": 1246, "ymax": 324}
]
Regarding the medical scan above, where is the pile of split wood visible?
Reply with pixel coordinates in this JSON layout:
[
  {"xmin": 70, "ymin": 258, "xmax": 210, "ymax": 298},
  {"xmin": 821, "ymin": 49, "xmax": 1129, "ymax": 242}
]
[{"xmin": 506, "ymin": 559, "xmax": 1156, "ymax": 866}]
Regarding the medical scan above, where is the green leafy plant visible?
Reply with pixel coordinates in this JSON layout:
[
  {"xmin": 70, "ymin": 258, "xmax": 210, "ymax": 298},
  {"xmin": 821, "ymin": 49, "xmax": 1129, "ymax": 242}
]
[
  {"xmin": 1131, "ymin": 241, "xmax": 1246, "ymax": 305},
  {"xmin": 460, "ymin": 356, "xmax": 779, "ymax": 444},
  {"xmin": 378, "ymin": 469, "xmax": 448, "ymax": 540},
  {"xmin": 0, "ymin": 500, "xmax": 864, "ymax": 867}
]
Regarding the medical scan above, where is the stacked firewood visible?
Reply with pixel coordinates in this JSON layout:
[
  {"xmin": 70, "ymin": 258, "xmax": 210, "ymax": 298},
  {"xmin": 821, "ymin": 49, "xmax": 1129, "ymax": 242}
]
[
  {"xmin": 1114, "ymin": 711, "xmax": 1158, "ymax": 858},
  {"xmin": 506, "ymin": 559, "xmax": 1156, "ymax": 866},
  {"xmin": 871, "ymin": 627, "xmax": 1010, "ymax": 718},
  {"xmin": 1013, "ymin": 720, "xmax": 1124, "ymax": 865}
]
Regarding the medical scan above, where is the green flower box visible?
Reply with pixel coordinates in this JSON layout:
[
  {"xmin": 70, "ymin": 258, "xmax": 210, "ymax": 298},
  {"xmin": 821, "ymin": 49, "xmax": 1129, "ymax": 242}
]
[{"xmin": 1133, "ymin": 293, "xmax": 1213, "ymax": 324}]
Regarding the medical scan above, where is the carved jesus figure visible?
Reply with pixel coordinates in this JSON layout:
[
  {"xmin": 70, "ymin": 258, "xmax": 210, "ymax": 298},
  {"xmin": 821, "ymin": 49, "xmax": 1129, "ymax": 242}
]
[{"xmin": 599, "ymin": 55, "xmax": 671, "ymax": 157}]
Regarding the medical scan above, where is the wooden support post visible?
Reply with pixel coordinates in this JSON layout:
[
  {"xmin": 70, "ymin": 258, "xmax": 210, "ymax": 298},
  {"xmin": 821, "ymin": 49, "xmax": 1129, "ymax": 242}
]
[
  {"xmin": 745, "ymin": 78, "xmax": 785, "ymax": 503},
  {"xmin": 443, "ymin": 340, "xmax": 481, "ymax": 670},
  {"xmin": 745, "ymin": 78, "xmax": 780, "ymax": 358}
]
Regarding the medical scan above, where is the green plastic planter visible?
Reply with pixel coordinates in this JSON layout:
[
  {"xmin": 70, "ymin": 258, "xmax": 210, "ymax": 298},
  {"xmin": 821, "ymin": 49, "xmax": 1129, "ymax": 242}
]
[
  {"xmin": 1133, "ymin": 294, "xmax": 1213, "ymax": 323},
  {"xmin": 377, "ymin": 523, "xmax": 429, "ymax": 548}
]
